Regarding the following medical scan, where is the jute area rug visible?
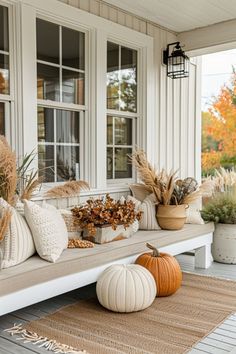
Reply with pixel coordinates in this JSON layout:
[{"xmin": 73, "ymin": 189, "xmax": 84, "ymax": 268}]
[{"xmin": 6, "ymin": 273, "xmax": 236, "ymax": 354}]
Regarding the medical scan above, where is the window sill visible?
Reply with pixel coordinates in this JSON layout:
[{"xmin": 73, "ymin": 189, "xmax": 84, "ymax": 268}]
[{"xmin": 31, "ymin": 184, "xmax": 130, "ymax": 202}]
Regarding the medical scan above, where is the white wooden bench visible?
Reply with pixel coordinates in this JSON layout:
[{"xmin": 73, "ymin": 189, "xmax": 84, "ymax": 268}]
[{"xmin": 0, "ymin": 223, "xmax": 214, "ymax": 316}]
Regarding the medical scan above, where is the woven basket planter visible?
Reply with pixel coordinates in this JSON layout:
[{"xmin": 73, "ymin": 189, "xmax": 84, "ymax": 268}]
[{"xmin": 156, "ymin": 204, "xmax": 187, "ymax": 230}]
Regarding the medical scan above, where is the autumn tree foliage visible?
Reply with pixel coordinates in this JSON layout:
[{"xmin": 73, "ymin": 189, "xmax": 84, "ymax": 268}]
[{"xmin": 202, "ymin": 71, "xmax": 236, "ymax": 175}]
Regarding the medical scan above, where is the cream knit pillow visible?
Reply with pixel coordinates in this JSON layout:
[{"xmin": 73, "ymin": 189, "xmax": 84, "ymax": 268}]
[
  {"xmin": 0, "ymin": 198, "xmax": 35, "ymax": 269},
  {"xmin": 128, "ymin": 194, "xmax": 160, "ymax": 230},
  {"xmin": 24, "ymin": 200, "xmax": 68, "ymax": 263}
]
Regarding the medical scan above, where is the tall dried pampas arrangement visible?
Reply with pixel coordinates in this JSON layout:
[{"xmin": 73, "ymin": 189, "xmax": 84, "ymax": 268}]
[
  {"xmin": 130, "ymin": 149, "xmax": 213, "ymax": 205},
  {"xmin": 0, "ymin": 135, "xmax": 41, "ymax": 241},
  {"xmin": 0, "ymin": 136, "xmax": 17, "ymax": 205}
]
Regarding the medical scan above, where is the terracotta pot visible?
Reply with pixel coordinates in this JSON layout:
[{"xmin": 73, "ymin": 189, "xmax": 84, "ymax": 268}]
[
  {"xmin": 212, "ymin": 223, "xmax": 236, "ymax": 264},
  {"xmin": 156, "ymin": 204, "xmax": 187, "ymax": 230}
]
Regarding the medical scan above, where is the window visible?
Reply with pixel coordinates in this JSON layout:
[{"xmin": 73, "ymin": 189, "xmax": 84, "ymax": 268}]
[
  {"xmin": 0, "ymin": 5, "xmax": 10, "ymax": 138},
  {"xmin": 106, "ymin": 42, "xmax": 137, "ymax": 180},
  {"xmin": 36, "ymin": 18, "xmax": 85, "ymax": 182}
]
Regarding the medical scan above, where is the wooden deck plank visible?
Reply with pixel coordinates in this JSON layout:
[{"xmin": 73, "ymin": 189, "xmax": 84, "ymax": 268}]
[
  {"xmin": 201, "ymin": 337, "xmax": 233, "ymax": 351},
  {"xmin": 194, "ymin": 342, "xmax": 229, "ymax": 353}
]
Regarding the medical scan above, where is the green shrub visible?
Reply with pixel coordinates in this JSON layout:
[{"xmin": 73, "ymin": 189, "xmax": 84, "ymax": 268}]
[{"xmin": 201, "ymin": 192, "xmax": 236, "ymax": 224}]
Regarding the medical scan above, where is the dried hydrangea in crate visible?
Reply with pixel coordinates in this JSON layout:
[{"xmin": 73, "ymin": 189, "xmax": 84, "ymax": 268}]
[{"xmin": 72, "ymin": 194, "xmax": 141, "ymax": 244}]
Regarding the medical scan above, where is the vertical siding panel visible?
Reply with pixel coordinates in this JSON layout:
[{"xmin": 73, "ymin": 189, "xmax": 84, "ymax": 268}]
[
  {"xmin": 100, "ymin": 3, "xmax": 109, "ymax": 19},
  {"xmin": 180, "ymin": 77, "xmax": 188, "ymax": 178},
  {"xmin": 68, "ymin": 0, "xmax": 78, "ymax": 7},
  {"xmin": 108, "ymin": 7, "xmax": 118, "ymax": 23},
  {"xmin": 133, "ymin": 18, "xmax": 141, "ymax": 32},
  {"xmin": 173, "ymin": 79, "xmax": 181, "ymax": 172},
  {"xmin": 89, "ymin": 0, "xmax": 100, "ymax": 16},
  {"xmin": 188, "ymin": 63, "xmax": 197, "ymax": 177},
  {"xmin": 139, "ymin": 20, "xmax": 147, "ymax": 34},
  {"xmin": 79, "ymin": 0, "xmax": 90, "ymax": 11},
  {"xmin": 159, "ymin": 29, "xmax": 168, "ymax": 169},
  {"xmin": 117, "ymin": 10, "xmax": 126, "ymax": 26},
  {"xmin": 125, "ymin": 13, "xmax": 133, "ymax": 29}
]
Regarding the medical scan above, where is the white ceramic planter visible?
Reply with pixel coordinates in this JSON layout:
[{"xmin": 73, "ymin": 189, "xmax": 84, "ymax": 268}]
[
  {"xmin": 212, "ymin": 223, "xmax": 236, "ymax": 264},
  {"xmin": 83, "ymin": 224, "xmax": 135, "ymax": 244}
]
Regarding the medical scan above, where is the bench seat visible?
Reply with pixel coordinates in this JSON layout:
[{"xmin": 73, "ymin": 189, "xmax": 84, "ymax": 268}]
[{"xmin": 0, "ymin": 223, "xmax": 214, "ymax": 315}]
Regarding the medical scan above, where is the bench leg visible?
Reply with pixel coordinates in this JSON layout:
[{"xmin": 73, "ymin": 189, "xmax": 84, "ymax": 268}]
[{"xmin": 195, "ymin": 244, "xmax": 212, "ymax": 269}]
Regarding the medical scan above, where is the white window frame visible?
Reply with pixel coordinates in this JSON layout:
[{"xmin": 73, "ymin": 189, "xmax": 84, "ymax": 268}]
[
  {"xmin": 36, "ymin": 15, "xmax": 87, "ymax": 185},
  {"xmin": 11, "ymin": 0, "xmax": 155, "ymax": 194},
  {"xmin": 0, "ymin": 0, "xmax": 17, "ymax": 149},
  {"xmin": 106, "ymin": 40, "xmax": 139, "ymax": 184}
]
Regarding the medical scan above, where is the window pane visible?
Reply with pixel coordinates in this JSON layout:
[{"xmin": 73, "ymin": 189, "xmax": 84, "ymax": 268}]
[
  {"xmin": 115, "ymin": 147, "xmax": 132, "ymax": 179},
  {"xmin": 107, "ymin": 42, "xmax": 119, "ymax": 110},
  {"xmin": 114, "ymin": 117, "xmax": 132, "ymax": 145},
  {"xmin": 37, "ymin": 107, "xmax": 54, "ymax": 142},
  {"xmin": 0, "ymin": 102, "xmax": 5, "ymax": 135},
  {"xmin": 56, "ymin": 110, "xmax": 80, "ymax": 144},
  {"xmin": 107, "ymin": 116, "xmax": 113, "ymax": 145},
  {"xmin": 0, "ymin": 54, "xmax": 9, "ymax": 95},
  {"xmin": 107, "ymin": 147, "xmax": 113, "ymax": 179},
  {"xmin": 0, "ymin": 6, "xmax": 9, "ymax": 52},
  {"xmin": 57, "ymin": 145, "xmax": 80, "ymax": 181},
  {"xmin": 62, "ymin": 27, "xmax": 85, "ymax": 70},
  {"xmin": 37, "ymin": 63, "xmax": 60, "ymax": 101},
  {"xmin": 107, "ymin": 42, "xmax": 137, "ymax": 113},
  {"xmin": 120, "ymin": 47, "xmax": 137, "ymax": 112},
  {"xmin": 38, "ymin": 145, "xmax": 54, "ymax": 183},
  {"xmin": 36, "ymin": 19, "xmax": 59, "ymax": 64},
  {"xmin": 62, "ymin": 70, "xmax": 84, "ymax": 105}
]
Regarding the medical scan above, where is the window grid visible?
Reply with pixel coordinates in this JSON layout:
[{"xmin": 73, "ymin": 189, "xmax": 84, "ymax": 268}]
[
  {"xmin": 37, "ymin": 18, "xmax": 85, "ymax": 183},
  {"xmin": 106, "ymin": 41, "xmax": 138, "ymax": 181}
]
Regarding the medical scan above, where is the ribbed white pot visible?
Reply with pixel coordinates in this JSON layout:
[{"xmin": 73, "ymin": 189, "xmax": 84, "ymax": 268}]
[{"xmin": 212, "ymin": 223, "xmax": 236, "ymax": 264}]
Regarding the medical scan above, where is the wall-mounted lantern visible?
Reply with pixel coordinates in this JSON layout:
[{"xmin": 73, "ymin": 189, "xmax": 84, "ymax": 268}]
[{"xmin": 163, "ymin": 42, "xmax": 189, "ymax": 79}]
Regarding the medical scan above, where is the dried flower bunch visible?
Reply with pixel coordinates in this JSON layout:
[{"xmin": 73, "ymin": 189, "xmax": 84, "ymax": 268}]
[
  {"xmin": 130, "ymin": 149, "xmax": 212, "ymax": 205},
  {"xmin": 72, "ymin": 194, "xmax": 142, "ymax": 236}
]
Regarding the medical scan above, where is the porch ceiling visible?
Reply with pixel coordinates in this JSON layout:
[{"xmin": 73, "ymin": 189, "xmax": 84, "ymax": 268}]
[{"xmin": 102, "ymin": 0, "xmax": 236, "ymax": 33}]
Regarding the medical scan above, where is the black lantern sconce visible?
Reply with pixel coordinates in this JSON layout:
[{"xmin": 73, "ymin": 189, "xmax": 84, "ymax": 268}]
[{"xmin": 163, "ymin": 42, "xmax": 189, "ymax": 79}]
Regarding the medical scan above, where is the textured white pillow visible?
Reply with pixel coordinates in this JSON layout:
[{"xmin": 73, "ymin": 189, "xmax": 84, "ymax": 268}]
[
  {"xmin": 0, "ymin": 198, "xmax": 35, "ymax": 269},
  {"xmin": 128, "ymin": 194, "xmax": 160, "ymax": 230},
  {"xmin": 186, "ymin": 199, "xmax": 204, "ymax": 225},
  {"xmin": 24, "ymin": 200, "xmax": 68, "ymax": 262}
]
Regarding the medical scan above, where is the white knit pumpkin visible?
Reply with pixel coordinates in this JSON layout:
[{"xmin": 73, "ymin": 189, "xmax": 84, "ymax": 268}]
[{"xmin": 96, "ymin": 264, "xmax": 156, "ymax": 313}]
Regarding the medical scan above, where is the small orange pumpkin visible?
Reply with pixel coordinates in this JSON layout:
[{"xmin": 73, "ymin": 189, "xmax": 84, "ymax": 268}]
[{"xmin": 135, "ymin": 243, "xmax": 182, "ymax": 297}]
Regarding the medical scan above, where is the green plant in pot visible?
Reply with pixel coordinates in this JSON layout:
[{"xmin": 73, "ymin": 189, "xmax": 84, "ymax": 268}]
[
  {"xmin": 130, "ymin": 150, "xmax": 210, "ymax": 230},
  {"xmin": 201, "ymin": 181, "xmax": 236, "ymax": 264}
]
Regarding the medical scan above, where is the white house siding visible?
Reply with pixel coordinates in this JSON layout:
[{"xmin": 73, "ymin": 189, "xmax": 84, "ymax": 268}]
[{"xmin": 46, "ymin": 0, "xmax": 200, "ymax": 208}]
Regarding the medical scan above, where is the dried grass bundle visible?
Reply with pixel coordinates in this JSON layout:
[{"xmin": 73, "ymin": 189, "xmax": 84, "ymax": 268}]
[
  {"xmin": 45, "ymin": 180, "xmax": 90, "ymax": 198},
  {"xmin": 130, "ymin": 150, "xmax": 178, "ymax": 204},
  {"xmin": 131, "ymin": 149, "xmax": 213, "ymax": 206},
  {"xmin": 213, "ymin": 167, "xmax": 236, "ymax": 192},
  {"xmin": 0, "ymin": 135, "xmax": 17, "ymax": 205},
  {"xmin": 0, "ymin": 209, "xmax": 11, "ymax": 242},
  {"xmin": 17, "ymin": 152, "xmax": 42, "ymax": 201}
]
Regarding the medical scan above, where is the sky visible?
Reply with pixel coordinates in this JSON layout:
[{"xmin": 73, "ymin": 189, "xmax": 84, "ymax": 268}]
[{"xmin": 201, "ymin": 49, "xmax": 236, "ymax": 111}]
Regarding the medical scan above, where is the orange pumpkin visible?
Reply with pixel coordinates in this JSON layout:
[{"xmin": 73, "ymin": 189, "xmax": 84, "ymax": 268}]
[{"xmin": 135, "ymin": 243, "xmax": 182, "ymax": 297}]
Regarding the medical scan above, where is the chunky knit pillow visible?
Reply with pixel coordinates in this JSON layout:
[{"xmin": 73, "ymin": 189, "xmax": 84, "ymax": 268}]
[
  {"xmin": 24, "ymin": 200, "xmax": 68, "ymax": 263},
  {"xmin": 0, "ymin": 198, "xmax": 35, "ymax": 269},
  {"xmin": 127, "ymin": 194, "xmax": 160, "ymax": 230}
]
